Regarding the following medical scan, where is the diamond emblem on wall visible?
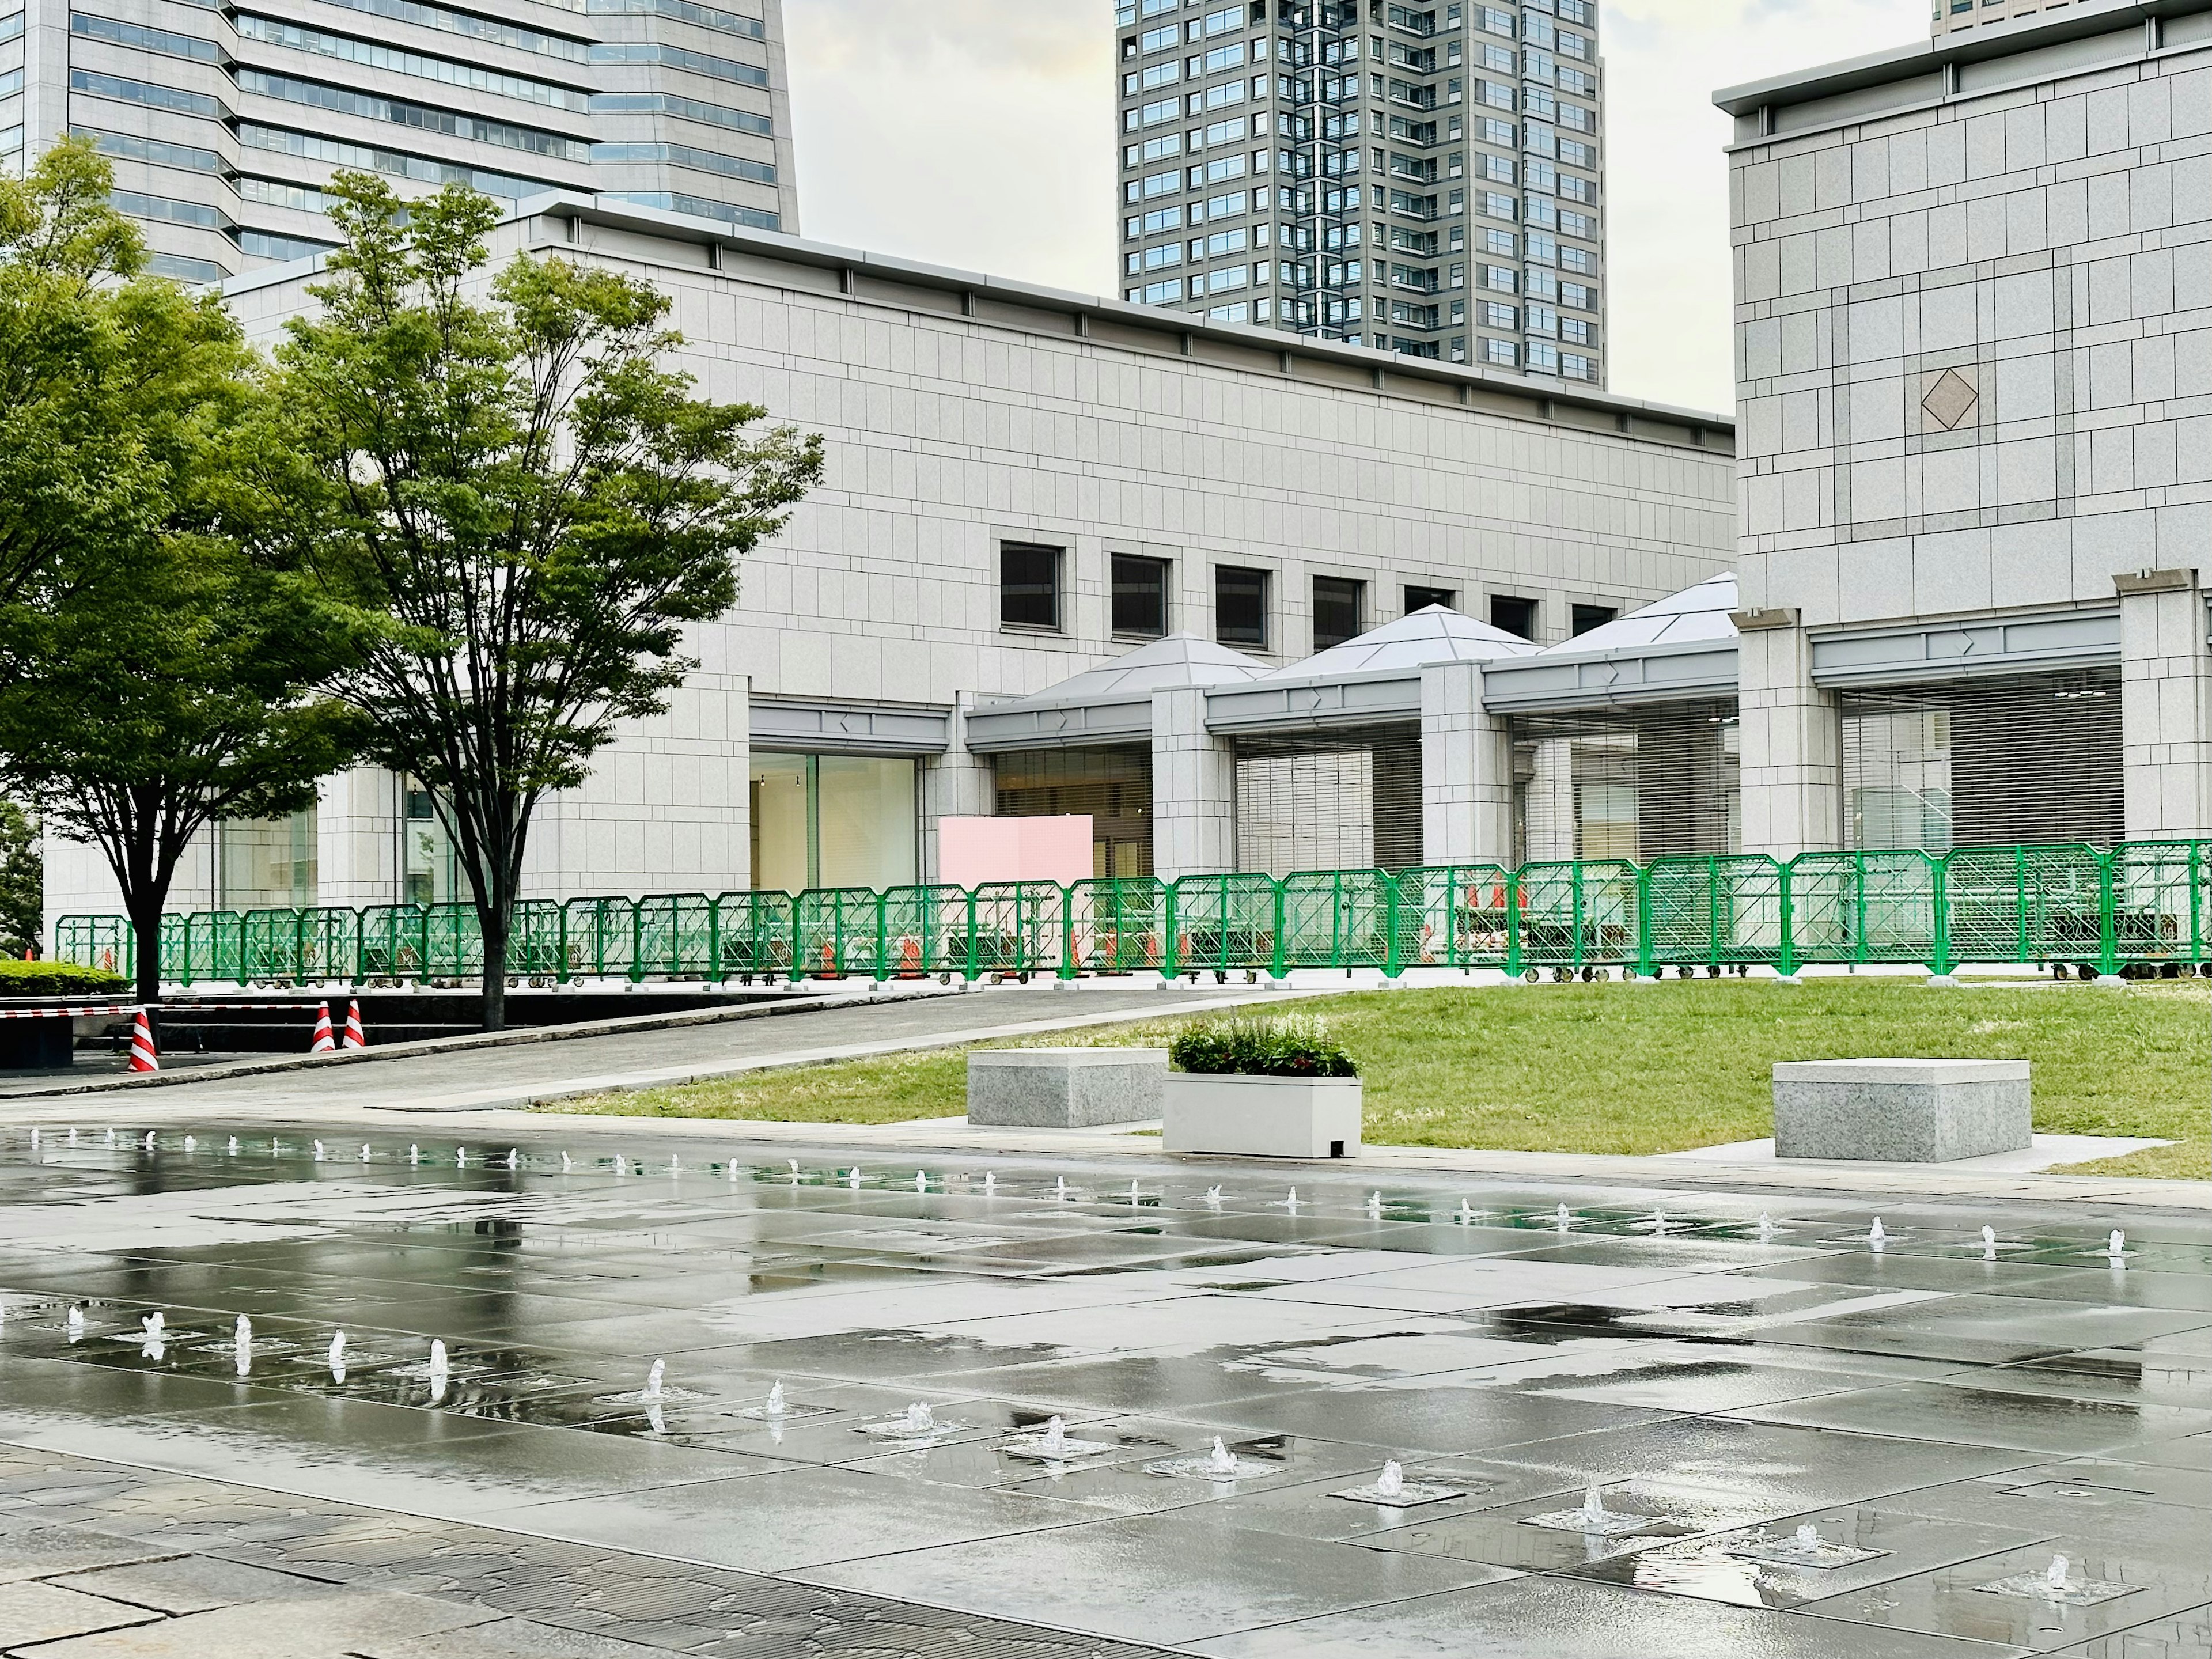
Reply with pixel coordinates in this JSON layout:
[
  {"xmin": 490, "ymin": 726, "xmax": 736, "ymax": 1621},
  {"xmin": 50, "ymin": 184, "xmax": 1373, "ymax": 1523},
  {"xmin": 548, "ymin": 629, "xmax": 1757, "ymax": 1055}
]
[{"xmin": 1920, "ymin": 368, "xmax": 1980, "ymax": 433}]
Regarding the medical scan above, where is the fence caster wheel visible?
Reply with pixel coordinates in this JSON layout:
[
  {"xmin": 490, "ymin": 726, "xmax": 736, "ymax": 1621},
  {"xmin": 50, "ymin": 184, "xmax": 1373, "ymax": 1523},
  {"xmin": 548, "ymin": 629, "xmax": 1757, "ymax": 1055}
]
[{"xmin": 1522, "ymin": 969, "xmax": 1540, "ymax": 984}]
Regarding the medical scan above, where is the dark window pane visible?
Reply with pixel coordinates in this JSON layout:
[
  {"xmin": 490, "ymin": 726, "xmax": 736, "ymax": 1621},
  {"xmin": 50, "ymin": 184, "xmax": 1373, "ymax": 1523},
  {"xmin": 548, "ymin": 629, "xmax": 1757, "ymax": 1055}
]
[
  {"xmin": 1404, "ymin": 585, "xmax": 1455, "ymax": 614},
  {"xmin": 1571, "ymin": 603, "xmax": 1617, "ymax": 636},
  {"xmin": 1112, "ymin": 554, "xmax": 1169, "ymax": 638},
  {"xmin": 1490, "ymin": 594, "xmax": 1537, "ymax": 640},
  {"xmin": 1216, "ymin": 565, "xmax": 1268, "ymax": 647},
  {"xmin": 1000, "ymin": 543, "xmax": 1062, "ymax": 630},
  {"xmin": 1313, "ymin": 576, "xmax": 1364, "ymax": 649}
]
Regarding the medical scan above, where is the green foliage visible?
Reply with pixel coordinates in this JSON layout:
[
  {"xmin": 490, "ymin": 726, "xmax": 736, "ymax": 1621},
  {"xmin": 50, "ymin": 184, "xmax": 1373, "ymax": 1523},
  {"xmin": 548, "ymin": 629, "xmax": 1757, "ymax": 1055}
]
[
  {"xmin": 0, "ymin": 957, "xmax": 128, "ymax": 996},
  {"xmin": 266, "ymin": 174, "xmax": 823, "ymax": 1027},
  {"xmin": 0, "ymin": 800, "xmax": 40, "ymax": 957},
  {"xmin": 0, "ymin": 140, "xmax": 369, "ymax": 1003},
  {"xmin": 1168, "ymin": 1014, "xmax": 1359, "ymax": 1078}
]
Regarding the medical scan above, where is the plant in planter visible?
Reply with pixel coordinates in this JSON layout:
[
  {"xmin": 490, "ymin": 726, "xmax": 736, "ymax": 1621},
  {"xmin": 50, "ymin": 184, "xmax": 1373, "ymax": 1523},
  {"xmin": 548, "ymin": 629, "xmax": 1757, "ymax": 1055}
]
[{"xmin": 1164, "ymin": 1015, "xmax": 1363, "ymax": 1160}]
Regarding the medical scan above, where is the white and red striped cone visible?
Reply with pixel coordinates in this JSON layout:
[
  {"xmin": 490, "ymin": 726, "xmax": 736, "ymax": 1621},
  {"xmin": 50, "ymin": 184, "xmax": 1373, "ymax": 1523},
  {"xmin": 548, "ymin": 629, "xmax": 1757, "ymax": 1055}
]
[
  {"xmin": 310, "ymin": 1002, "xmax": 335, "ymax": 1054},
  {"xmin": 127, "ymin": 1011, "xmax": 159, "ymax": 1074},
  {"xmin": 342, "ymin": 1000, "xmax": 367, "ymax": 1050}
]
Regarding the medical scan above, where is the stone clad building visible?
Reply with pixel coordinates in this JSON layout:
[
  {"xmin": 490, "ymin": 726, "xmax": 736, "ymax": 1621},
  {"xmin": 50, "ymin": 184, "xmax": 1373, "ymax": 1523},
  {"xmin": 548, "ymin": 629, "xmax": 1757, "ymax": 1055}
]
[
  {"xmin": 1711, "ymin": 0, "xmax": 2212, "ymax": 859},
  {"xmin": 40, "ymin": 193, "xmax": 1734, "ymax": 934}
]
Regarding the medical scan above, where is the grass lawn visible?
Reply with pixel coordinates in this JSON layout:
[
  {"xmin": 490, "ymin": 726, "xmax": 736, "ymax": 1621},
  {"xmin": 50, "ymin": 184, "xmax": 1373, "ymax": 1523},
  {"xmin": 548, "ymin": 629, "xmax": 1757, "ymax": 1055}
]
[{"xmin": 549, "ymin": 978, "xmax": 2210, "ymax": 1179}]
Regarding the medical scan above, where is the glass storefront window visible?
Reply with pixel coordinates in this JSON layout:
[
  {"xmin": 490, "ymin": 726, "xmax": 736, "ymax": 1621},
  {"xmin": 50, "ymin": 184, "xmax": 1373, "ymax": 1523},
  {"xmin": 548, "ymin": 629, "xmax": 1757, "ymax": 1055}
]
[
  {"xmin": 993, "ymin": 746, "xmax": 1154, "ymax": 878},
  {"xmin": 403, "ymin": 782, "xmax": 461, "ymax": 906},
  {"xmin": 749, "ymin": 754, "xmax": 918, "ymax": 893},
  {"xmin": 218, "ymin": 807, "xmax": 317, "ymax": 909}
]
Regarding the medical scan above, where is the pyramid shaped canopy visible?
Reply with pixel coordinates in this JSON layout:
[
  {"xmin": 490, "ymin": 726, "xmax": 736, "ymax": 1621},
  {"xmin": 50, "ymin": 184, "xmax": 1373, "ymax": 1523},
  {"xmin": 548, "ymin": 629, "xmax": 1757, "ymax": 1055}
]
[
  {"xmin": 1482, "ymin": 573, "xmax": 1741, "ymax": 714},
  {"xmin": 964, "ymin": 632, "xmax": 1268, "ymax": 752},
  {"xmin": 1534, "ymin": 573, "xmax": 1738, "ymax": 658},
  {"xmin": 1257, "ymin": 605, "xmax": 1540, "ymax": 686}
]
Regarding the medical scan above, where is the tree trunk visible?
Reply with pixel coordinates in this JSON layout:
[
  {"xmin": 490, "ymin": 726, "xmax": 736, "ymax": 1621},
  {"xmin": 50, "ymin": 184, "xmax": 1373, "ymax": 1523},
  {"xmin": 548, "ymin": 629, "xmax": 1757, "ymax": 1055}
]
[
  {"xmin": 480, "ymin": 911, "xmax": 509, "ymax": 1033},
  {"xmin": 125, "ymin": 893, "xmax": 164, "ymax": 1008}
]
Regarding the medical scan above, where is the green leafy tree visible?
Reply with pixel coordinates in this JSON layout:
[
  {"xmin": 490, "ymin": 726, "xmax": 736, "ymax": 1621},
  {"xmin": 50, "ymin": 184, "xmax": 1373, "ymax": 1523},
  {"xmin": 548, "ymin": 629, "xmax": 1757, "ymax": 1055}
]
[
  {"xmin": 271, "ymin": 175, "xmax": 823, "ymax": 1029},
  {"xmin": 0, "ymin": 140, "xmax": 368, "ymax": 1003},
  {"xmin": 0, "ymin": 801, "xmax": 42, "ymax": 959}
]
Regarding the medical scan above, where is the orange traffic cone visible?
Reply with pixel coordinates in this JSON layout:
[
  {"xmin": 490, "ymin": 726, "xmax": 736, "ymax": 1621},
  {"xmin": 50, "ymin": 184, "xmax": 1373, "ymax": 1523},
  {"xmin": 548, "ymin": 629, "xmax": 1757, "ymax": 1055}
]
[
  {"xmin": 127, "ymin": 1011, "xmax": 159, "ymax": 1074},
  {"xmin": 342, "ymin": 1000, "xmax": 367, "ymax": 1050},
  {"xmin": 310, "ymin": 1002, "xmax": 335, "ymax": 1054}
]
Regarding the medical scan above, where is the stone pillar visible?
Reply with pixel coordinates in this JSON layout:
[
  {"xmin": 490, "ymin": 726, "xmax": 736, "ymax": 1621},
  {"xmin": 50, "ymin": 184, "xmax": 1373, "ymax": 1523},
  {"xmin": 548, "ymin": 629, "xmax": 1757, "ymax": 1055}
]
[
  {"xmin": 1736, "ymin": 618, "xmax": 1842, "ymax": 858},
  {"xmin": 1527, "ymin": 740, "xmax": 1576, "ymax": 863},
  {"xmin": 2118, "ymin": 568, "xmax": 2212, "ymax": 842},
  {"xmin": 1420, "ymin": 661, "xmax": 1512, "ymax": 865},
  {"xmin": 922, "ymin": 693, "xmax": 997, "ymax": 884},
  {"xmin": 317, "ymin": 767, "xmax": 401, "ymax": 909},
  {"xmin": 1150, "ymin": 686, "xmax": 1235, "ymax": 880}
]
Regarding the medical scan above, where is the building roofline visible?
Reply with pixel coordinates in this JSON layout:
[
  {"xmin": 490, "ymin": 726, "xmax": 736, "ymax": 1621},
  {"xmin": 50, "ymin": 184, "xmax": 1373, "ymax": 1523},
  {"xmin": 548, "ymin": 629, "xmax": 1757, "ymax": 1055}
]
[
  {"xmin": 1713, "ymin": 0, "xmax": 2206, "ymax": 119},
  {"xmin": 225, "ymin": 190, "xmax": 1734, "ymax": 444}
]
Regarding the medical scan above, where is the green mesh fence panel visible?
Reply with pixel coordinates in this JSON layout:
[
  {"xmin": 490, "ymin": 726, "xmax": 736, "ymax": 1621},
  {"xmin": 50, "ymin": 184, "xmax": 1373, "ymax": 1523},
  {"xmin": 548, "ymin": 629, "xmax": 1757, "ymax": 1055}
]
[
  {"xmin": 879, "ymin": 886, "xmax": 970, "ymax": 978},
  {"xmin": 795, "ymin": 889, "xmax": 884, "ymax": 979},
  {"xmin": 1167, "ymin": 874, "xmax": 1278, "ymax": 976},
  {"xmin": 510, "ymin": 900, "xmax": 566, "ymax": 979},
  {"xmin": 302, "ymin": 908, "xmax": 361, "ymax": 983},
  {"xmin": 240, "ymin": 910, "xmax": 307, "ymax": 983},
  {"xmin": 560, "ymin": 898, "xmax": 635, "ymax": 980},
  {"xmin": 1944, "ymin": 843, "xmax": 2108, "ymax": 969},
  {"xmin": 2108, "ymin": 841, "xmax": 2205, "ymax": 967},
  {"xmin": 360, "ymin": 907, "xmax": 429, "ymax": 980},
  {"xmin": 1391, "ymin": 866, "xmax": 1514, "ymax": 969},
  {"xmin": 1279, "ymin": 870, "xmax": 1396, "ymax": 971},
  {"xmin": 53, "ymin": 916, "xmax": 133, "ymax": 978},
  {"xmin": 1069, "ymin": 878, "xmax": 1166, "ymax": 974},
  {"xmin": 634, "ymin": 895, "xmax": 713, "ymax": 979},
  {"xmin": 712, "ymin": 891, "xmax": 796, "ymax": 979},
  {"xmin": 1644, "ymin": 856, "xmax": 1787, "ymax": 969},
  {"xmin": 1786, "ymin": 850, "xmax": 1941, "ymax": 966},
  {"xmin": 158, "ymin": 915, "xmax": 189, "ymax": 984},
  {"xmin": 1516, "ymin": 861, "xmax": 1641, "ymax": 969},
  {"xmin": 966, "ymin": 882, "xmax": 1065, "ymax": 979},
  {"xmin": 422, "ymin": 905, "xmax": 483, "ymax": 979}
]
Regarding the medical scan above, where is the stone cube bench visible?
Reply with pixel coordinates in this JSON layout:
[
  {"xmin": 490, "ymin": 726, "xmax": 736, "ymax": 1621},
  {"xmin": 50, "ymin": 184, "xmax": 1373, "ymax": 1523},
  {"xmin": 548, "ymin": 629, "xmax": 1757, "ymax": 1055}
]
[
  {"xmin": 967, "ymin": 1048, "xmax": 1167, "ymax": 1130},
  {"xmin": 1772, "ymin": 1059, "xmax": 2031, "ymax": 1163}
]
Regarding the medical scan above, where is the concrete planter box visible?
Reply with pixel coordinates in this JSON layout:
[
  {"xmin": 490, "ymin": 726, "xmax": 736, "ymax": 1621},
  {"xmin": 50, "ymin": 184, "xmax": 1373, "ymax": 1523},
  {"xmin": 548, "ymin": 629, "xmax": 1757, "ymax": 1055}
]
[
  {"xmin": 1773, "ymin": 1058, "xmax": 2031, "ymax": 1162},
  {"xmin": 967, "ymin": 1048, "xmax": 1167, "ymax": 1128},
  {"xmin": 1162, "ymin": 1074, "xmax": 1362, "ymax": 1160}
]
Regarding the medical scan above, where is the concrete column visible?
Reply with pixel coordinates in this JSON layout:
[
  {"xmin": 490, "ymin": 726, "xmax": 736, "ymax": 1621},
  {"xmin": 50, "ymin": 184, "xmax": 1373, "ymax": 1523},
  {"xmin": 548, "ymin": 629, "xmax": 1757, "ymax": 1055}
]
[
  {"xmin": 1736, "ymin": 620, "xmax": 1842, "ymax": 858},
  {"xmin": 1150, "ymin": 686, "xmax": 1235, "ymax": 880},
  {"xmin": 2119, "ymin": 568, "xmax": 2212, "ymax": 842},
  {"xmin": 317, "ymin": 767, "xmax": 401, "ymax": 909},
  {"xmin": 523, "ymin": 672, "xmax": 751, "ymax": 897},
  {"xmin": 1527, "ymin": 739, "xmax": 1575, "ymax": 863},
  {"xmin": 922, "ymin": 693, "xmax": 997, "ymax": 884},
  {"xmin": 1419, "ymin": 661, "xmax": 1512, "ymax": 865}
]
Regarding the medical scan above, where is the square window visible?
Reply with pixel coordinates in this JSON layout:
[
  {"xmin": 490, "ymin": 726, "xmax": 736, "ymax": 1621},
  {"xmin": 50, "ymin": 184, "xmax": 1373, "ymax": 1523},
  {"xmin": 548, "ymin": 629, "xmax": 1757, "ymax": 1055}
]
[
  {"xmin": 1571, "ymin": 603, "xmax": 1616, "ymax": 636},
  {"xmin": 1112, "ymin": 553, "xmax": 1171, "ymax": 638},
  {"xmin": 1404, "ymin": 584, "xmax": 1455, "ymax": 614},
  {"xmin": 1215, "ymin": 564, "xmax": 1269, "ymax": 647},
  {"xmin": 1312, "ymin": 575, "xmax": 1364, "ymax": 649},
  {"xmin": 1490, "ymin": 593, "xmax": 1537, "ymax": 639},
  {"xmin": 1000, "ymin": 542, "xmax": 1063, "ymax": 630}
]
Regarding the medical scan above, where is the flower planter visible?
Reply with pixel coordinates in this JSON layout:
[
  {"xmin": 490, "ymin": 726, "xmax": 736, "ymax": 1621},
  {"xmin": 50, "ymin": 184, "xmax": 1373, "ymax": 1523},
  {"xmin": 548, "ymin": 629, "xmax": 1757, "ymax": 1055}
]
[{"xmin": 1162, "ymin": 1074, "xmax": 1363, "ymax": 1160}]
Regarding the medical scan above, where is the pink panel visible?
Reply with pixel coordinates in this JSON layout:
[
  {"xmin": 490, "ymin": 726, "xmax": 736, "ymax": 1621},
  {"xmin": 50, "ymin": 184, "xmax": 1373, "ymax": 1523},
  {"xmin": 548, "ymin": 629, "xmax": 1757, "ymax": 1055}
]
[{"xmin": 938, "ymin": 816, "xmax": 1093, "ymax": 888}]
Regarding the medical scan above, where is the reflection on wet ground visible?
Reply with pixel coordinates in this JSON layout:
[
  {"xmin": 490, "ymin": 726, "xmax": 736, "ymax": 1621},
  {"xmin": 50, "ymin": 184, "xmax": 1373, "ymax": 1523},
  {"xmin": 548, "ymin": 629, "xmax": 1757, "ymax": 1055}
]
[{"xmin": 0, "ymin": 1126, "xmax": 2206, "ymax": 1656}]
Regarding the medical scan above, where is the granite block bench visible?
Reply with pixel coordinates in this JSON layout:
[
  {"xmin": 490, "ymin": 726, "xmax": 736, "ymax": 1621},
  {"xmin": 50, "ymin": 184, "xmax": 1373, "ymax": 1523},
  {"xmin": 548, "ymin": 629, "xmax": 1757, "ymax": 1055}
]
[
  {"xmin": 1772, "ymin": 1058, "xmax": 2031, "ymax": 1163},
  {"xmin": 967, "ymin": 1048, "xmax": 1167, "ymax": 1130}
]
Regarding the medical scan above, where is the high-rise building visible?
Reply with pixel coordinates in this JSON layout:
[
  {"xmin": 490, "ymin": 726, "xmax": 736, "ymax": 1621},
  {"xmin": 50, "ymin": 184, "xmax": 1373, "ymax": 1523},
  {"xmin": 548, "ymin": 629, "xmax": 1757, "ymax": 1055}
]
[
  {"xmin": 1113, "ymin": 0, "xmax": 1606, "ymax": 384},
  {"xmin": 0, "ymin": 0, "xmax": 796, "ymax": 282},
  {"xmin": 1931, "ymin": 0, "xmax": 2096, "ymax": 35}
]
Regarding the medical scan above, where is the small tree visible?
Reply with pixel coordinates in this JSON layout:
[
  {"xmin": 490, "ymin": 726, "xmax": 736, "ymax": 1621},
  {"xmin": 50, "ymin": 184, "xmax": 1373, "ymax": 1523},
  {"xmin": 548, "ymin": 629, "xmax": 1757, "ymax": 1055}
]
[
  {"xmin": 0, "ymin": 801, "xmax": 41, "ymax": 958},
  {"xmin": 273, "ymin": 176, "xmax": 822, "ymax": 1029}
]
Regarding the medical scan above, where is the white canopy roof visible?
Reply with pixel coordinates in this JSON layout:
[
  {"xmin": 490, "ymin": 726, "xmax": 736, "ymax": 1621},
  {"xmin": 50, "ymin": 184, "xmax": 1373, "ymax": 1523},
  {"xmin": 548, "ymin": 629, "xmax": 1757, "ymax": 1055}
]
[
  {"xmin": 1255, "ymin": 605, "xmax": 1540, "ymax": 685},
  {"xmin": 1535, "ymin": 573, "xmax": 1739, "ymax": 658}
]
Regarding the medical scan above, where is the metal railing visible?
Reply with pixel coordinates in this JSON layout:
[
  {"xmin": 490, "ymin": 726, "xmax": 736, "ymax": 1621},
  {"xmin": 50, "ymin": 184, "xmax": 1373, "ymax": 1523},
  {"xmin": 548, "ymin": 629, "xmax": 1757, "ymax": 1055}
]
[{"xmin": 48, "ymin": 840, "xmax": 2212, "ymax": 987}]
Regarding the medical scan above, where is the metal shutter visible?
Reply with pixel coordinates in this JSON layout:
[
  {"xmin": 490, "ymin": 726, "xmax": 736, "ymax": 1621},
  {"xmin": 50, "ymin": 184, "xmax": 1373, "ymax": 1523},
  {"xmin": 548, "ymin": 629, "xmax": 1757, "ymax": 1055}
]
[
  {"xmin": 992, "ymin": 745, "xmax": 1155, "ymax": 877},
  {"xmin": 1842, "ymin": 670, "xmax": 2122, "ymax": 850},
  {"xmin": 1234, "ymin": 723, "xmax": 1423, "ymax": 877},
  {"xmin": 1510, "ymin": 700, "xmax": 1742, "ymax": 864}
]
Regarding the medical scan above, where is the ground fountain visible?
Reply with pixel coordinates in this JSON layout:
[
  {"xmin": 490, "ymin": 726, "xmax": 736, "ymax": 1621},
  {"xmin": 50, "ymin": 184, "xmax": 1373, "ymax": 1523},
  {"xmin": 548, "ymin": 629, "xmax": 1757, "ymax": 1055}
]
[
  {"xmin": 1332, "ymin": 1459, "xmax": 1464, "ymax": 1508},
  {"xmin": 228, "ymin": 1137, "xmax": 238, "ymax": 1155},
  {"xmin": 233, "ymin": 1315, "xmax": 252, "ymax": 1377},
  {"xmin": 1524, "ymin": 1483, "xmax": 1661, "ymax": 1537},
  {"xmin": 2104, "ymin": 1229, "xmax": 2129, "ymax": 1264},
  {"xmin": 1001, "ymin": 1415, "xmax": 1113, "ymax": 1463},
  {"xmin": 1983, "ymin": 1225, "xmax": 1999, "ymax": 1260},
  {"xmin": 1555, "ymin": 1203, "xmax": 1573, "ymax": 1232},
  {"xmin": 1868, "ymin": 1218, "xmax": 1888, "ymax": 1252},
  {"xmin": 1054, "ymin": 1176, "xmax": 1069, "ymax": 1201},
  {"xmin": 328, "ymin": 1331, "xmax": 347, "ymax": 1384},
  {"xmin": 1205, "ymin": 1185, "xmax": 1223, "ymax": 1206},
  {"xmin": 563, "ymin": 1153, "xmax": 575, "ymax": 1172},
  {"xmin": 313, "ymin": 1141, "xmax": 327, "ymax": 1162},
  {"xmin": 857, "ymin": 1402, "xmax": 967, "ymax": 1443},
  {"xmin": 409, "ymin": 1145, "xmax": 420, "ymax": 1165},
  {"xmin": 915, "ymin": 1171, "xmax": 929, "ymax": 1192},
  {"xmin": 1975, "ymin": 1552, "xmax": 2142, "ymax": 1607},
  {"xmin": 1725, "ymin": 1521, "xmax": 1887, "ymax": 1570},
  {"xmin": 1366, "ymin": 1191, "xmax": 1382, "ymax": 1218},
  {"xmin": 66, "ymin": 1305, "xmax": 84, "ymax": 1342},
  {"xmin": 1145, "ymin": 1437, "xmax": 1275, "ymax": 1482},
  {"xmin": 847, "ymin": 1166, "xmax": 863, "ymax": 1190},
  {"xmin": 427, "ymin": 1339, "xmax": 449, "ymax": 1403}
]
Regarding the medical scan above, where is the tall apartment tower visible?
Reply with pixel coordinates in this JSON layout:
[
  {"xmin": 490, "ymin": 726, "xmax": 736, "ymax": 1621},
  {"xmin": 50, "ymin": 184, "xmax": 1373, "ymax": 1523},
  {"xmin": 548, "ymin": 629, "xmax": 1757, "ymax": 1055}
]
[
  {"xmin": 1115, "ymin": 0, "xmax": 1605, "ymax": 383},
  {"xmin": 0, "ymin": 0, "xmax": 796, "ymax": 282}
]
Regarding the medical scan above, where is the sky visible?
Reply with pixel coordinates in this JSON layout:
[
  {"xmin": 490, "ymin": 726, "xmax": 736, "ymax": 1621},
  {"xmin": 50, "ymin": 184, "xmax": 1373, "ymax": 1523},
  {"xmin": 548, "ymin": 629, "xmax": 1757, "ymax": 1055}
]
[{"xmin": 783, "ymin": 0, "xmax": 1933, "ymax": 418}]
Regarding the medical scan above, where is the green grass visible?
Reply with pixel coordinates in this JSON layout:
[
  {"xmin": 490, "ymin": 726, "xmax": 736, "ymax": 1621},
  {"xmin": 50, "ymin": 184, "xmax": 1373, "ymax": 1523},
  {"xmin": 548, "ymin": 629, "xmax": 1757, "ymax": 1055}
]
[{"xmin": 548, "ymin": 978, "xmax": 2210, "ymax": 1178}]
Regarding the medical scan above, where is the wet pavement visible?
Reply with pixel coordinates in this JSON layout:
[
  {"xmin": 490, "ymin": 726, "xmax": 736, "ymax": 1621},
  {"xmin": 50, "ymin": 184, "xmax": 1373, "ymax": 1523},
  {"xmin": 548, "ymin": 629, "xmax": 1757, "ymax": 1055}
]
[{"xmin": 0, "ymin": 1126, "xmax": 2205, "ymax": 1656}]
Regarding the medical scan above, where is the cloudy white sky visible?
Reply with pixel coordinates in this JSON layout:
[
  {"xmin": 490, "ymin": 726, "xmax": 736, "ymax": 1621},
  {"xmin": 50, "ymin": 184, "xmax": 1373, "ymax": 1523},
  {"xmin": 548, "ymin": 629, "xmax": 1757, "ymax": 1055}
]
[{"xmin": 785, "ymin": 0, "xmax": 1932, "ymax": 416}]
